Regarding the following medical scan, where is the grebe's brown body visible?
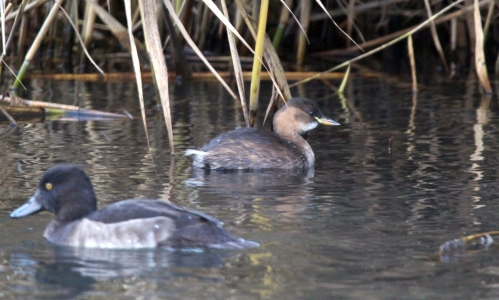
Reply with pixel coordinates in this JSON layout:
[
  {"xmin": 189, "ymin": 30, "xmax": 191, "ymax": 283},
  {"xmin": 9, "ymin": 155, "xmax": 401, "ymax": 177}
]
[{"xmin": 186, "ymin": 97, "xmax": 339, "ymax": 170}]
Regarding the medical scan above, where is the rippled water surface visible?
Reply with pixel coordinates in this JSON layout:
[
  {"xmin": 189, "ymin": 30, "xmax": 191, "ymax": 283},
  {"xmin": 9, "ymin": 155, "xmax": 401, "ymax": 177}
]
[{"xmin": 2, "ymin": 78, "xmax": 499, "ymax": 299}]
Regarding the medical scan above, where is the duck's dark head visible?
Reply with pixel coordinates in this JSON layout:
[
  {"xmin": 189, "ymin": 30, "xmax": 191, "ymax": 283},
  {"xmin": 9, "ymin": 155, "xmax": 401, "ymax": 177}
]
[
  {"xmin": 273, "ymin": 97, "xmax": 340, "ymax": 139},
  {"xmin": 10, "ymin": 164, "xmax": 97, "ymax": 222}
]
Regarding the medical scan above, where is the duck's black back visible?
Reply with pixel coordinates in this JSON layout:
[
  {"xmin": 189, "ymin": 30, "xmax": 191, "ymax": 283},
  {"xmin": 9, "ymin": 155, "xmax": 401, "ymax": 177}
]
[{"xmin": 86, "ymin": 199, "xmax": 243, "ymax": 248}]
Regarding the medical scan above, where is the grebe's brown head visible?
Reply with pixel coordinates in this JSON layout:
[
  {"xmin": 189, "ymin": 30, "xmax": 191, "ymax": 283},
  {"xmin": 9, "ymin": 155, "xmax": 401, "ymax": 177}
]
[{"xmin": 273, "ymin": 97, "xmax": 339, "ymax": 138}]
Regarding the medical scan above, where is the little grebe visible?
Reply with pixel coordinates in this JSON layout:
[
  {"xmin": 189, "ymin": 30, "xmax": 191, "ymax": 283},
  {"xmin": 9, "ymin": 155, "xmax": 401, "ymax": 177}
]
[{"xmin": 185, "ymin": 97, "xmax": 339, "ymax": 170}]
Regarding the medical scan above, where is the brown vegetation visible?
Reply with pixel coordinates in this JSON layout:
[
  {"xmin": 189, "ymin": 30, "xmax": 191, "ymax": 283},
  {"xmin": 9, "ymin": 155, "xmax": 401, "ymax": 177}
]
[{"xmin": 0, "ymin": 0, "xmax": 496, "ymax": 150}]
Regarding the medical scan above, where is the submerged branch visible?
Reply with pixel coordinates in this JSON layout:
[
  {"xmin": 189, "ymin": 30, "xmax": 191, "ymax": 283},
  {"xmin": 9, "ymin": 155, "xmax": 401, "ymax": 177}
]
[{"xmin": 0, "ymin": 95, "xmax": 131, "ymax": 119}]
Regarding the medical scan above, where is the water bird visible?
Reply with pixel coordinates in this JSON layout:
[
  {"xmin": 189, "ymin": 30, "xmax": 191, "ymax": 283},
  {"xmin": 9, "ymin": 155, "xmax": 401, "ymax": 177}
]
[
  {"xmin": 10, "ymin": 164, "xmax": 258, "ymax": 249},
  {"xmin": 185, "ymin": 97, "xmax": 339, "ymax": 170}
]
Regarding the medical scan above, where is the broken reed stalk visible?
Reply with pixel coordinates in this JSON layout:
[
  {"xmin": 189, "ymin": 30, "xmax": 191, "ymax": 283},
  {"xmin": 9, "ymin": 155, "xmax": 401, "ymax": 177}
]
[
  {"xmin": 12, "ymin": 0, "xmax": 64, "ymax": 90},
  {"xmin": 473, "ymin": 0, "xmax": 491, "ymax": 93},
  {"xmin": 25, "ymin": 71, "xmax": 345, "ymax": 81},
  {"xmin": 2, "ymin": 2, "xmax": 13, "ymax": 20},
  {"xmin": 407, "ymin": 35, "xmax": 417, "ymax": 93},
  {"xmin": 424, "ymin": 0, "xmax": 449, "ymax": 73},
  {"xmin": 139, "ymin": 0, "xmax": 174, "ymax": 153},
  {"xmin": 249, "ymin": 0, "xmax": 269, "ymax": 127},
  {"xmin": 338, "ymin": 64, "xmax": 351, "ymax": 95},
  {"xmin": 0, "ymin": 95, "xmax": 128, "ymax": 118},
  {"xmin": 460, "ymin": 231, "xmax": 499, "ymax": 243}
]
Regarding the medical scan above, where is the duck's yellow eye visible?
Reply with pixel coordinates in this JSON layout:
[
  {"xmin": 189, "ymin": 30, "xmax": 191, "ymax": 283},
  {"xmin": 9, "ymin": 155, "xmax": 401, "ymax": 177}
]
[{"xmin": 45, "ymin": 183, "xmax": 53, "ymax": 190}]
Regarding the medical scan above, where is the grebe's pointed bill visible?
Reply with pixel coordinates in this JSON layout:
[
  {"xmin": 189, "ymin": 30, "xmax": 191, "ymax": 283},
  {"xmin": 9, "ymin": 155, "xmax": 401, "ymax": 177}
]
[
  {"xmin": 315, "ymin": 116, "xmax": 340, "ymax": 126},
  {"xmin": 10, "ymin": 190, "xmax": 43, "ymax": 218}
]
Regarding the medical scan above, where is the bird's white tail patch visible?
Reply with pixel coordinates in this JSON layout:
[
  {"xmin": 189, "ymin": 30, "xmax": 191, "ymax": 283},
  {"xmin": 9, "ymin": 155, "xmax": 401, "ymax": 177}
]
[{"xmin": 184, "ymin": 149, "xmax": 207, "ymax": 157}]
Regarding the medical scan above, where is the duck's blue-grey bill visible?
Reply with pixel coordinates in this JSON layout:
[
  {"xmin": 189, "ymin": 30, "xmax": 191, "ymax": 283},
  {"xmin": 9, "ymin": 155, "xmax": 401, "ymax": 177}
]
[{"xmin": 10, "ymin": 192, "xmax": 43, "ymax": 218}]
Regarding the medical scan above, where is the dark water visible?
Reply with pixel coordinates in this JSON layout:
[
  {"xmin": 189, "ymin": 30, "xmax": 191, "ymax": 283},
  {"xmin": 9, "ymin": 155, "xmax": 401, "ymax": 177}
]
[{"xmin": 2, "ymin": 77, "xmax": 499, "ymax": 299}]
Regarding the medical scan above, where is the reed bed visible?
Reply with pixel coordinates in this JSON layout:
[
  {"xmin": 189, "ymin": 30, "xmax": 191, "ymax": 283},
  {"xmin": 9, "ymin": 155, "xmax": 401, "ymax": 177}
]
[{"xmin": 0, "ymin": 0, "xmax": 496, "ymax": 150}]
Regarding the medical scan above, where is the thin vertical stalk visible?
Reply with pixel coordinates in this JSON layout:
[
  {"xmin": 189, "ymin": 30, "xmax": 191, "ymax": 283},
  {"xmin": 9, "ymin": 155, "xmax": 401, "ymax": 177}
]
[
  {"xmin": 124, "ymin": 0, "xmax": 150, "ymax": 146},
  {"xmin": 179, "ymin": 0, "xmax": 194, "ymax": 39},
  {"xmin": 86, "ymin": 1, "xmax": 149, "ymax": 64},
  {"xmin": 346, "ymin": 0, "xmax": 355, "ymax": 47},
  {"xmin": 221, "ymin": 0, "xmax": 249, "ymax": 127},
  {"xmin": 163, "ymin": 6, "xmax": 191, "ymax": 79},
  {"xmin": 61, "ymin": 1, "xmax": 75, "ymax": 73},
  {"xmin": 164, "ymin": 0, "xmax": 238, "ymax": 100},
  {"xmin": 82, "ymin": 1, "xmax": 97, "ymax": 43},
  {"xmin": 132, "ymin": 2, "xmax": 141, "ymax": 25},
  {"xmin": 465, "ymin": 0, "xmax": 475, "ymax": 56},
  {"xmin": 0, "ymin": 0, "xmax": 28, "ymax": 75},
  {"xmin": 450, "ymin": 18, "xmax": 457, "ymax": 52},
  {"xmin": 297, "ymin": 0, "xmax": 311, "ymax": 66},
  {"xmin": 234, "ymin": 0, "xmax": 290, "ymax": 103},
  {"xmin": 424, "ymin": 0, "xmax": 449, "ymax": 73},
  {"xmin": 197, "ymin": 4, "xmax": 211, "ymax": 49},
  {"xmin": 408, "ymin": 35, "xmax": 417, "ymax": 93},
  {"xmin": 16, "ymin": 11, "xmax": 27, "ymax": 64},
  {"xmin": 272, "ymin": 0, "xmax": 292, "ymax": 49},
  {"xmin": 293, "ymin": 0, "xmax": 465, "ymax": 86},
  {"xmin": 175, "ymin": 0, "xmax": 182, "ymax": 13},
  {"xmin": 249, "ymin": 0, "xmax": 269, "ymax": 127},
  {"xmin": 483, "ymin": 0, "xmax": 494, "ymax": 39},
  {"xmin": 450, "ymin": 17, "xmax": 457, "ymax": 75},
  {"xmin": 80, "ymin": 0, "xmax": 97, "ymax": 72},
  {"xmin": 473, "ymin": 0, "xmax": 491, "ymax": 93},
  {"xmin": 1, "ymin": 2, "xmax": 13, "ymax": 52},
  {"xmin": 13, "ymin": 0, "xmax": 64, "ymax": 90}
]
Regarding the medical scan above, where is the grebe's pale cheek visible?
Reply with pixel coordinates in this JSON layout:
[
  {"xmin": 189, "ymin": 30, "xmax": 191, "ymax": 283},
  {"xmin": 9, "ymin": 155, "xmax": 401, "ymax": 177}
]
[{"xmin": 301, "ymin": 121, "xmax": 319, "ymax": 132}]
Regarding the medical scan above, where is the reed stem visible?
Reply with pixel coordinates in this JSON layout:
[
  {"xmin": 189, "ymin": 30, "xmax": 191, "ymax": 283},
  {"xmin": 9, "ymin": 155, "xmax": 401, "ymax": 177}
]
[
  {"xmin": 13, "ymin": 0, "xmax": 64, "ymax": 90},
  {"xmin": 249, "ymin": 0, "xmax": 269, "ymax": 127}
]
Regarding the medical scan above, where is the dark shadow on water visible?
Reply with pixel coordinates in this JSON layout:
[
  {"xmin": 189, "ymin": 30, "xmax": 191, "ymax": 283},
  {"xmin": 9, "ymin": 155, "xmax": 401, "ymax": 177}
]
[
  {"xmin": 185, "ymin": 168, "xmax": 314, "ymax": 195},
  {"xmin": 12, "ymin": 244, "xmax": 241, "ymax": 299},
  {"xmin": 35, "ymin": 260, "xmax": 96, "ymax": 300},
  {"xmin": 186, "ymin": 165, "xmax": 315, "ymax": 178}
]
